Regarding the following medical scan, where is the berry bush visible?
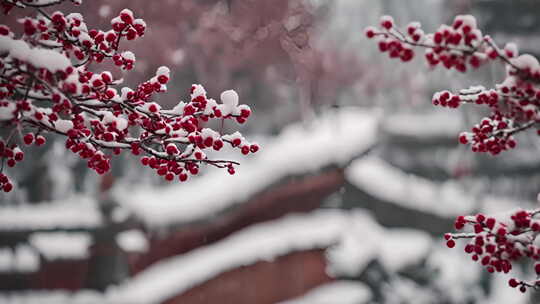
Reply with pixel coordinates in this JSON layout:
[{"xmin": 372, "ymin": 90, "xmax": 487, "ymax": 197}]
[
  {"xmin": 0, "ymin": 0, "xmax": 258, "ymax": 192},
  {"xmin": 367, "ymin": 14, "xmax": 540, "ymax": 292}
]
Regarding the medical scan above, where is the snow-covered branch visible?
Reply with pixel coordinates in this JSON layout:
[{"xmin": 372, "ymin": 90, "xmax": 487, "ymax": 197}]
[
  {"xmin": 366, "ymin": 14, "xmax": 539, "ymax": 156},
  {"xmin": 0, "ymin": 0, "xmax": 258, "ymax": 192},
  {"xmin": 367, "ymin": 14, "xmax": 540, "ymax": 293}
]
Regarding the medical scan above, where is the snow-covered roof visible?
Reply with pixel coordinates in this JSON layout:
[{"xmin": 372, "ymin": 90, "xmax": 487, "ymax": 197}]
[
  {"xmin": 345, "ymin": 156, "xmax": 520, "ymax": 217},
  {"xmin": 116, "ymin": 108, "xmax": 380, "ymax": 227},
  {"xmin": 0, "ymin": 291, "xmax": 104, "ymax": 304},
  {"xmin": 380, "ymin": 110, "xmax": 464, "ymax": 139},
  {"xmin": 326, "ymin": 218, "xmax": 432, "ymax": 277},
  {"xmin": 116, "ymin": 230, "xmax": 149, "ymax": 253},
  {"xmin": 426, "ymin": 244, "xmax": 483, "ymax": 303},
  {"xmin": 29, "ymin": 232, "xmax": 92, "ymax": 260},
  {"xmin": 0, "ymin": 196, "xmax": 101, "ymax": 231},
  {"xmin": 0, "ymin": 245, "xmax": 39, "ymax": 273},
  {"xmin": 109, "ymin": 209, "xmax": 430, "ymax": 304},
  {"xmin": 277, "ymin": 281, "xmax": 372, "ymax": 304}
]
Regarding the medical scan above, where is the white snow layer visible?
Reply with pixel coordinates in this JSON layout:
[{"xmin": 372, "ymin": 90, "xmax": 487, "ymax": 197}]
[
  {"xmin": 381, "ymin": 110, "xmax": 464, "ymax": 139},
  {"xmin": 110, "ymin": 209, "xmax": 430, "ymax": 304},
  {"xmin": 0, "ymin": 246, "xmax": 39, "ymax": 273},
  {"xmin": 29, "ymin": 232, "xmax": 92, "ymax": 260},
  {"xmin": 116, "ymin": 230, "xmax": 149, "ymax": 252},
  {"xmin": 0, "ymin": 196, "xmax": 101, "ymax": 230},
  {"xmin": 346, "ymin": 156, "xmax": 518, "ymax": 217},
  {"xmin": 117, "ymin": 108, "xmax": 379, "ymax": 227},
  {"xmin": 277, "ymin": 281, "xmax": 372, "ymax": 304},
  {"xmin": 0, "ymin": 291, "xmax": 105, "ymax": 304}
]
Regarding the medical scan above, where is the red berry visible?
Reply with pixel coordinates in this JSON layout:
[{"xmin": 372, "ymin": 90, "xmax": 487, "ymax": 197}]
[
  {"xmin": 232, "ymin": 138, "xmax": 241, "ymax": 147},
  {"xmin": 148, "ymin": 104, "xmax": 158, "ymax": 113},
  {"xmin": 35, "ymin": 135, "xmax": 46, "ymax": 146},
  {"xmin": 157, "ymin": 75, "xmax": 169, "ymax": 84},
  {"xmin": 194, "ymin": 151, "xmax": 203, "ymax": 160},
  {"xmin": 446, "ymin": 240, "xmax": 456, "ymax": 248},
  {"xmin": 433, "ymin": 32, "xmax": 443, "ymax": 44},
  {"xmin": 105, "ymin": 32, "xmax": 116, "ymax": 42},
  {"xmin": 157, "ymin": 166, "xmax": 168, "ymax": 176},
  {"xmin": 365, "ymin": 28, "xmax": 375, "ymax": 39},
  {"xmin": 486, "ymin": 218, "xmax": 496, "ymax": 230},
  {"xmin": 14, "ymin": 152, "xmax": 23, "ymax": 161},
  {"xmin": 3, "ymin": 182, "xmax": 13, "ymax": 192},
  {"xmin": 103, "ymin": 132, "xmax": 114, "ymax": 142},
  {"xmin": 203, "ymin": 137, "xmax": 213, "ymax": 147},
  {"xmin": 179, "ymin": 173, "xmax": 188, "ymax": 182},
  {"xmin": 120, "ymin": 11, "xmax": 133, "ymax": 24},
  {"xmin": 378, "ymin": 41, "xmax": 388, "ymax": 52},
  {"xmin": 240, "ymin": 108, "xmax": 251, "ymax": 118},
  {"xmin": 476, "ymin": 213, "xmax": 485, "ymax": 223},
  {"xmin": 23, "ymin": 133, "xmax": 34, "ymax": 145},
  {"xmin": 474, "ymin": 224, "xmax": 483, "ymax": 234},
  {"xmin": 92, "ymin": 79, "xmax": 104, "ymax": 88},
  {"xmin": 241, "ymin": 146, "xmax": 249, "ymax": 155},
  {"xmin": 213, "ymin": 140, "xmax": 224, "ymax": 151},
  {"xmin": 381, "ymin": 19, "xmax": 393, "ymax": 30},
  {"xmin": 101, "ymin": 72, "xmax": 112, "ymax": 83},
  {"xmin": 166, "ymin": 144, "xmax": 178, "ymax": 155}
]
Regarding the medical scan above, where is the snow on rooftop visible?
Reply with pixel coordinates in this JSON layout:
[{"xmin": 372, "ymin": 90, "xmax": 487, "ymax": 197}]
[
  {"xmin": 116, "ymin": 230, "xmax": 149, "ymax": 253},
  {"xmin": 0, "ymin": 196, "xmax": 101, "ymax": 230},
  {"xmin": 427, "ymin": 244, "xmax": 483, "ymax": 303},
  {"xmin": 110, "ymin": 209, "xmax": 430, "ymax": 304},
  {"xmin": 326, "ymin": 218, "xmax": 431, "ymax": 277},
  {"xmin": 381, "ymin": 110, "xmax": 464, "ymax": 139},
  {"xmin": 379, "ymin": 229, "xmax": 432, "ymax": 271},
  {"xmin": 0, "ymin": 291, "xmax": 105, "ymax": 304},
  {"xmin": 346, "ymin": 156, "xmax": 519, "ymax": 217},
  {"xmin": 117, "ymin": 108, "xmax": 380, "ymax": 227},
  {"xmin": 277, "ymin": 281, "xmax": 372, "ymax": 304},
  {"xmin": 0, "ymin": 246, "xmax": 39, "ymax": 273},
  {"xmin": 29, "ymin": 232, "xmax": 92, "ymax": 260},
  {"xmin": 110, "ymin": 210, "xmax": 352, "ymax": 304}
]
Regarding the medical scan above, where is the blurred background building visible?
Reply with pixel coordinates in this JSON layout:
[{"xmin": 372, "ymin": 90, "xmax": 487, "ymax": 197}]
[{"xmin": 1, "ymin": 0, "xmax": 540, "ymax": 303}]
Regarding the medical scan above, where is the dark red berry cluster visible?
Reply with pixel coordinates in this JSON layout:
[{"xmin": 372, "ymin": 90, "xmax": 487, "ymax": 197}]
[
  {"xmin": 447, "ymin": 210, "xmax": 540, "ymax": 292},
  {"xmin": 0, "ymin": 1, "xmax": 257, "ymax": 192}
]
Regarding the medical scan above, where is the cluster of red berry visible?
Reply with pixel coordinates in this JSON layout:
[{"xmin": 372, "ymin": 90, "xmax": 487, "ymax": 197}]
[
  {"xmin": 366, "ymin": 15, "xmax": 539, "ymax": 156},
  {"xmin": 446, "ymin": 210, "xmax": 540, "ymax": 292},
  {"xmin": 0, "ymin": 0, "xmax": 256, "ymax": 191},
  {"xmin": 368, "ymin": 14, "xmax": 540, "ymax": 291}
]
